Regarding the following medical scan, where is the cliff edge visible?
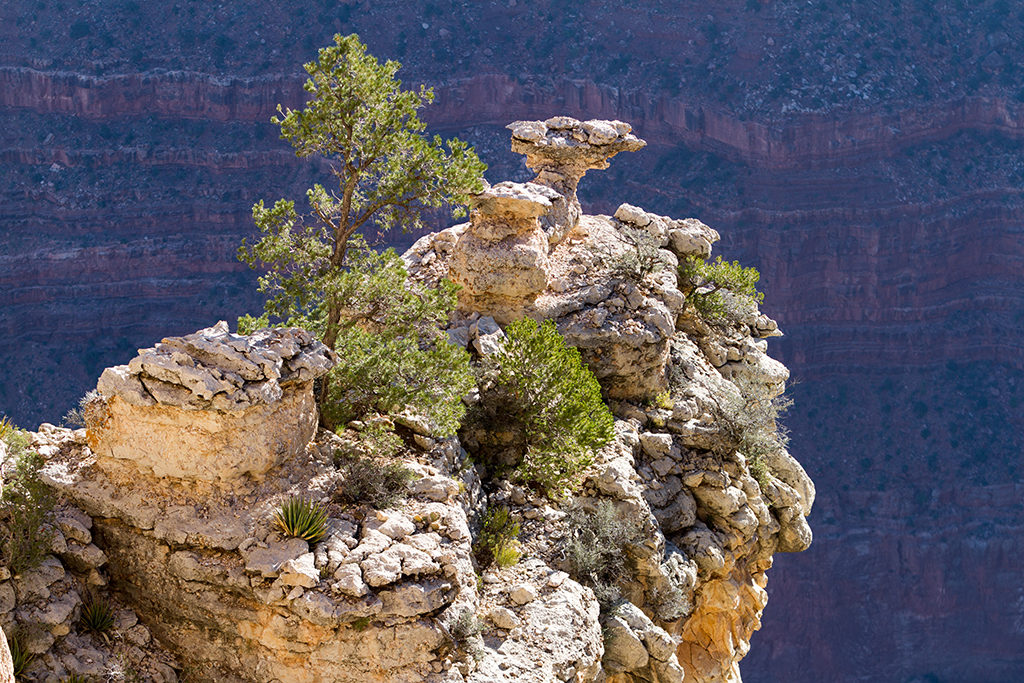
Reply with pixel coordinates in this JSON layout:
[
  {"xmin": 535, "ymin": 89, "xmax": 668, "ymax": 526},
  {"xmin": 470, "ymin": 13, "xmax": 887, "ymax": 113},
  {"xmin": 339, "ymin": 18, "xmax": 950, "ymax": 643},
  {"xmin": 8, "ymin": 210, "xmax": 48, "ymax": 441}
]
[{"xmin": 2, "ymin": 118, "xmax": 813, "ymax": 683}]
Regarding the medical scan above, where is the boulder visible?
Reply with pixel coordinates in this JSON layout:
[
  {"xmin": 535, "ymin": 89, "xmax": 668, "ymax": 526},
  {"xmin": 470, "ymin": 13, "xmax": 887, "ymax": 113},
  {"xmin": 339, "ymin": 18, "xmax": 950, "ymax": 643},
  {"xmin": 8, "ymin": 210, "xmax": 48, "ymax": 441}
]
[{"xmin": 90, "ymin": 323, "xmax": 336, "ymax": 481}]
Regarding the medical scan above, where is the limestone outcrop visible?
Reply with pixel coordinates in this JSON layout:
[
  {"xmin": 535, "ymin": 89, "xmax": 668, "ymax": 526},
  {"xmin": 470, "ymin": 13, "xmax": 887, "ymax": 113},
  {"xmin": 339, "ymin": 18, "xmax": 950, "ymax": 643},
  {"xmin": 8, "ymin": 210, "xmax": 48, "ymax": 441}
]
[
  {"xmin": 9, "ymin": 116, "xmax": 812, "ymax": 683},
  {"xmin": 90, "ymin": 322, "xmax": 336, "ymax": 481},
  {"xmin": 404, "ymin": 118, "xmax": 814, "ymax": 683}
]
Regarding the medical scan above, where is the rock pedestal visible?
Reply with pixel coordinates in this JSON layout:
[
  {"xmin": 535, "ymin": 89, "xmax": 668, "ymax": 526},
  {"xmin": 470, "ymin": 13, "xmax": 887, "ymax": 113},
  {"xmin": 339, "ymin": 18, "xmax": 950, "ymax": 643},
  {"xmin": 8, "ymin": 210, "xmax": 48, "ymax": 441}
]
[
  {"xmin": 449, "ymin": 181, "xmax": 561, "ymax": 321},
  {"xmin": 509, "ymin": 117, "xmax": 646, "ymax": 242}
]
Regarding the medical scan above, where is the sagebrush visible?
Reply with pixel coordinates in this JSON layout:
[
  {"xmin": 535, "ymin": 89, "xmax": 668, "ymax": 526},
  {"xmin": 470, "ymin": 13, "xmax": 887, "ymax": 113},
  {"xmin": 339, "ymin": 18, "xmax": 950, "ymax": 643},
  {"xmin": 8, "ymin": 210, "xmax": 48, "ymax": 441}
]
[
  {"xmin": 333, "ymin": 428, "xmax": 417, "ymax": 510},
  {"xmin": 602, "ymin": 223, "xmax": 669, "ymax": 284},
  {"xmin": 710, "ymin": 375, "xmax": 792, "ymax": 489},
  {"xmin": 562, "ymin": 500, "xmax": 644, "ymax": 592}
]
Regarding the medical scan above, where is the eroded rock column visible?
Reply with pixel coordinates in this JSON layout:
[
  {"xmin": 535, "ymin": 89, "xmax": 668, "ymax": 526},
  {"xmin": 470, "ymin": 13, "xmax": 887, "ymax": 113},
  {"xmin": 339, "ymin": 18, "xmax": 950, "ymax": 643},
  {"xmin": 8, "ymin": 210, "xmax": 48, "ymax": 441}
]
[
  {"xmin": 508, "ymin": 117, "xmax": 646, "ymax": 242},
  {"xmin": 90, "ymin": 321, "xmax": 336, "ymax": 480}
]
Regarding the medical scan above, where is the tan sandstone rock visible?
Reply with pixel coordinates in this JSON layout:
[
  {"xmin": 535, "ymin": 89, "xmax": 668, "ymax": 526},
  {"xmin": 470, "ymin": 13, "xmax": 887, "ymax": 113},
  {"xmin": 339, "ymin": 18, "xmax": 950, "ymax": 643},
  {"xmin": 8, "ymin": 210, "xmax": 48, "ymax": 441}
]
[{"xmin": 89, "ymin": 322, "xmax": 336, "ymax": 481}]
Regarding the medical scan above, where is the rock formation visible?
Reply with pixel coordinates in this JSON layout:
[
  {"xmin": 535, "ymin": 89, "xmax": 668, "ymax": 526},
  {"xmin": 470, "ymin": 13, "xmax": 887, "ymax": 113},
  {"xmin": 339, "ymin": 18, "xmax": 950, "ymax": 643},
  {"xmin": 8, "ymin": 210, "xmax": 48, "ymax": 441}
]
[
  {"xmin": 91, "ymin": 322, "xmax": 336, "ymax": 480},
  {"xmin": 3, "ymin": 4, "xmax": 1024, "ymax": 681},
  {"xmin": 5, "ymin": 118, "xmax": 812, "ymax": 683}
]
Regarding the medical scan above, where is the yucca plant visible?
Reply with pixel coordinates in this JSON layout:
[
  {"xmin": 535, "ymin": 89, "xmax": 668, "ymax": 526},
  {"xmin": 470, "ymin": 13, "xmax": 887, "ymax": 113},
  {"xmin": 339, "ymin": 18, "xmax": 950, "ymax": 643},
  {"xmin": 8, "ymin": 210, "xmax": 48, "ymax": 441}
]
[
  {"xmin": 80, "ymin": 596, "xmax": 115, "ymax": 633},
  {"xmin": 8, "ymin": 630, "xmax": 33, "ymax": 679},
  {"xmin": 61, "ymin": 673, "xmax": 91, "ymax": 683},
  {"xmin": 0, "ymin": 415, "xmax": 15, "ymax": 441},
  {"xmin": 274, "ymin": 496, "xmax": 329, "ymax": 544}
]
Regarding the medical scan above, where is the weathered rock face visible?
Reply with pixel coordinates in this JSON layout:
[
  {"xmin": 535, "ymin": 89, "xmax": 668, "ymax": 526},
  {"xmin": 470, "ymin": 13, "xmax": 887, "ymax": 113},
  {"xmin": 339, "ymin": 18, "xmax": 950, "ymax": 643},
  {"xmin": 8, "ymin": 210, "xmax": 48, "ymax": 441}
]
[
  {"xmin": 448, "ymin": 182, "xmax": 559, "ymax": 319},
  {"xmin": 18, "ymin": 114, "xmax": 810, "ymax": 683},
  {"xmin": 407, "ymin": 119, "xmax": 814, "ymax": 683},
  {"xmin": 90, "ymin": 322, "xmax": 336, "ymax": 480},
  {"xmin": 413, "ymin": 122, "xmax": 689, "ymax": 400}
]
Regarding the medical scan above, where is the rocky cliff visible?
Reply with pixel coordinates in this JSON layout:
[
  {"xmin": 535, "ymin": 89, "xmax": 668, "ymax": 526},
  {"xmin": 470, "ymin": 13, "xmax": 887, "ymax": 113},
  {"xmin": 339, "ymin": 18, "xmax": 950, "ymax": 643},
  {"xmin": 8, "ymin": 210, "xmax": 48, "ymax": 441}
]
[
  {"xmin": 2, "ymin": 1, "xmax": 1024, "ymax": 681},
  {"xmin": 2, "ymin": 119, "xmax": 813, "ymax": 683}
]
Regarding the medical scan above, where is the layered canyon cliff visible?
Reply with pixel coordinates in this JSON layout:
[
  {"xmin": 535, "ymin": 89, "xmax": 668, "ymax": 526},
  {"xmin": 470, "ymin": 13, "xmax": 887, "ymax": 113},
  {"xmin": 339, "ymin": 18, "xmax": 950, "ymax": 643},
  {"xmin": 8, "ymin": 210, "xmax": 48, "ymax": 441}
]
[{"xmin": 2, "ymin": 1, "xmax": 1023, "ymax": 681}]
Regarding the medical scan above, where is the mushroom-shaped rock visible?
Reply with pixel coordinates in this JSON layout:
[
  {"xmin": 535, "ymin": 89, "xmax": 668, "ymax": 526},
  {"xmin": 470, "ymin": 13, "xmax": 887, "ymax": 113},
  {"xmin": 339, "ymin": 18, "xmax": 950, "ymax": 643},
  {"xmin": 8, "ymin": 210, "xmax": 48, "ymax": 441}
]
[
  {"xmin": 90, "ymin": 322, "xmax": 337, "ymax": 481},
  {"xmin": 508, "ymin": 117, "xmax": 646, "ymax": 243}
]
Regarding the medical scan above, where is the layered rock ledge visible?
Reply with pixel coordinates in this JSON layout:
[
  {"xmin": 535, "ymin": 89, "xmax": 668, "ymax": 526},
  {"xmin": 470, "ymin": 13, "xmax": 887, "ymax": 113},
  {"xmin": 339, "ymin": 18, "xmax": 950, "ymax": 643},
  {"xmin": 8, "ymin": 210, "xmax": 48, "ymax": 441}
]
[
  {"xmin": 8, "ymin": 116, "xmax": 814, "ymax": 683},
  {"xmin": 89, "ymin": 322, "xmax": 336, "ymax": 481}
]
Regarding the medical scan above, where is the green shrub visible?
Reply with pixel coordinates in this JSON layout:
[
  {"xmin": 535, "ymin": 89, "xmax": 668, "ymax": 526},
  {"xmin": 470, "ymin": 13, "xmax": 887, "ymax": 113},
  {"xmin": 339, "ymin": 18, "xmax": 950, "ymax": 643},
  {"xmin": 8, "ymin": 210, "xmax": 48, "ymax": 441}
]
[
  {"xmin": 1, "ymin": 429, "xmax": 56, "ymax": 575},
  {"xmin": 273, "ymin": 497, "xmax": 329, "ymax": 544},
  {"xmin": 472, "ymin": 318, "xmax": 615, "ymax": 494},
  {"xmin": 563, "ymin": 500, "xmax": 644, "ymax": 590},
  {"xmin": 472, "ymin": 505, "xmax": 521, "ymax": 569},
  {"xmin": 448, "ymin": 607, "xmax": 485, "ymax": 640},
  {"xmin": 80, "ymin": 596, "xmax": 115, "ymax": 633},
  {"xmin": 447, "ymin": 607, "xmax": 487, "ymax": 660},
  {"xmin": 240, "ymin": 240, "xmax": 474, "ymax": 434},
  {"xmin": 678, "ymin": 255, "xmax": 764, "ymax": 323}
]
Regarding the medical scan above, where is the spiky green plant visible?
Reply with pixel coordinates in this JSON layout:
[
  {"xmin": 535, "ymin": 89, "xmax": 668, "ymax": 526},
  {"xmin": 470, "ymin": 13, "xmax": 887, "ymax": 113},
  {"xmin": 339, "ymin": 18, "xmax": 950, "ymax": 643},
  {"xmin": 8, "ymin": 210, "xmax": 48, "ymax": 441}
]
[
  {"xmin": 8, "ymin": 630, "xmax": 33, "ymax": 679},
  {"xmin": 80, "ymin": 596, "xmax": 115, "ymax": 633},
  {"xmin": 274, "ymin": 496, "xmax": 329, "ymax": 544},
  {"xmin": 61, "ymin": 672, "xmax": 91, "ymax": 683},
  {"xmin": 0, "ymin": 415, "xmax": 15, "ymax": 441}
]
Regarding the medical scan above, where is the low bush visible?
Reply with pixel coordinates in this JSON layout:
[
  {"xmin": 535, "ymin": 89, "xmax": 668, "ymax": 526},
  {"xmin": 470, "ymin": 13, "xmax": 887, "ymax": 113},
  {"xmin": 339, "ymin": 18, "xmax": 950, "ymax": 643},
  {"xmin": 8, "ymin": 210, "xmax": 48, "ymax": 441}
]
[
  {"xmin": 472, "ymin": 505, "xmax": 521, "ymax": 569},
  {"xmin": 448, "ymin": 607, "xmax": 485, "ymax": 641},
  {"xmin": 562, "ymin": 500, "xmax": 644, "ymax": 592},
  {"xmin": 273, "ymin": 497, "xmax": 328, "ymax": 544},
  {"xmin": 447, "ymin": 607, "xmax": 487, "ymax": 661},
  {"xmin": 601, "ymin": 224, "xmax": 669, "ymax": 285},
  {"xmin": 710, "ymin": 376, "xmax": 793, "ymax": 489},
  {"xmin": 470, "ymin": 318, "xmax": 614, "ymax": 495},
  {"xmin": 60, "ymin": 390, "xmax": 104, "ymax": 430},
  {"xmin": 1, "ymin": 427, "xmax": 56, "ymax": 575},
  {"xmin": 678, "ymin": 255, "xmax": 764, "ymax": 323},
  {"xmin": 335, "ymin": 446, "xmax": 415, "ymax": 509}
]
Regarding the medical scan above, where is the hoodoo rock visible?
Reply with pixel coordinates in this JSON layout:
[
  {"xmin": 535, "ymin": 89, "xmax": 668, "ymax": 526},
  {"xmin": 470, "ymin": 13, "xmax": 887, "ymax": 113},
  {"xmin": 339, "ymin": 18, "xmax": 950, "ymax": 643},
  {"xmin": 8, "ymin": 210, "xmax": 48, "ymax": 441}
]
[{"xmin": 509, "ymin": 117, "xmax": 645, "ymax": 242}]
